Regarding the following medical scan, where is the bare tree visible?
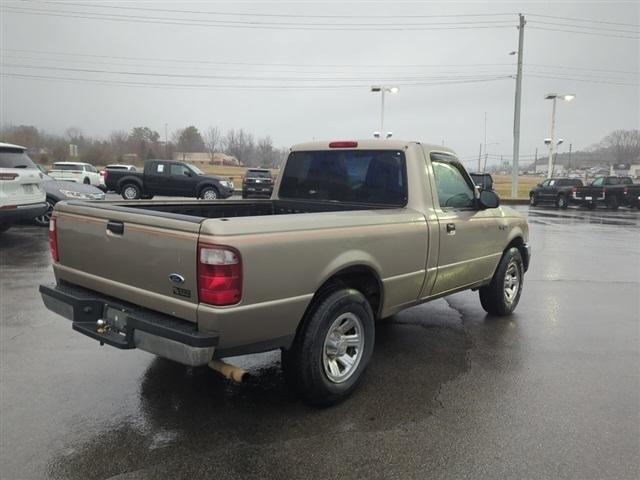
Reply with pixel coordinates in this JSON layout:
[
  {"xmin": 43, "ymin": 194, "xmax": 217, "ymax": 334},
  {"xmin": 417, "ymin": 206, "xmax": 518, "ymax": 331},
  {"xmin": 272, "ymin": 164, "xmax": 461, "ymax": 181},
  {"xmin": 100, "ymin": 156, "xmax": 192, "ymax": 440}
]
[
  {"xmin": 109, "ymin": 130, "xmax": 128, "ymax": 160},
  {"xmin": 204, "ymin": 126, "xmax": 222, "ymax": 160},
  {"xmin": 65, "ymin": 126, "xmax": 83, "ymax": 143},
  {"xmin": 598, "ymin": 129, "xmax": 640, "ymax": 164}
]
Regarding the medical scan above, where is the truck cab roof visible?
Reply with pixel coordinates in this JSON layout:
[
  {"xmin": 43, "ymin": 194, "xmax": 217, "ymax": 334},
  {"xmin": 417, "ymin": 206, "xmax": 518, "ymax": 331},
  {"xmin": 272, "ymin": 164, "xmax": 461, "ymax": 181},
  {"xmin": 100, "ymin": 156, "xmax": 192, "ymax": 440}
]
[{"xmin": 290, "ymin": 139, "xmax": 457, "ymax": 156}]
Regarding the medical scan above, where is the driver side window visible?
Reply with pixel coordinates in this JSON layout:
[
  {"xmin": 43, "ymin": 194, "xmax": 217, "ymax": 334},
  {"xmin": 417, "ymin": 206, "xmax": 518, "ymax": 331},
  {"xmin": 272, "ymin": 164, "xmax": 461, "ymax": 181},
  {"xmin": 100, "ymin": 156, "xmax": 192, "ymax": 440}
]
[
  {"xmin": 170, "ymin": 164, "xmax": 191, "ymax": 176},
  {"xmin": 431, "ymin": 154, "xmax": 475, "ymax": 209}
]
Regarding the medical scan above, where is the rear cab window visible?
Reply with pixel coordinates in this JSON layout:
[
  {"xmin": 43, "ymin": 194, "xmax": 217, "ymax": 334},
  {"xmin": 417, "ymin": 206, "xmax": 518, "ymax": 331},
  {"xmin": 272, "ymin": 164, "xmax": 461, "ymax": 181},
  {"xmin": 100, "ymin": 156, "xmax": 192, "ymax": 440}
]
[
  {"xmin": 280, "ymin": 149, "xmax": 407, "ymax": 206},
  {"xmin": 53, "ymin": 163, "xmax": 83, "ymax": 171},
  {"xmin": 247, "ymin": 170, "xmax": 272, "ymax": 178}
]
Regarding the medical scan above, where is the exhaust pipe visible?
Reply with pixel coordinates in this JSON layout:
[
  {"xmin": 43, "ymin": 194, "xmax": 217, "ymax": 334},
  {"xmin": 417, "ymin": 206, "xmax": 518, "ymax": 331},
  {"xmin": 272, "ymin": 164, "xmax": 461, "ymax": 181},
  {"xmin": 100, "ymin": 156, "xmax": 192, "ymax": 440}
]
[{"xmin": 208, "ymin": 359, "xmax": 247, "ymax": 383}]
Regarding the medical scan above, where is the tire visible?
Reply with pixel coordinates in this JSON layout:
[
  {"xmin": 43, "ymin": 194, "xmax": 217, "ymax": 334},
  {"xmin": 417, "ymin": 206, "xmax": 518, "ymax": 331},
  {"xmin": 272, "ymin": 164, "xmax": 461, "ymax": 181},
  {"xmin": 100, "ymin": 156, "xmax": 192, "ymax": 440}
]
[
  {"xmin": 0, "ymin": 223, "xmax": 11, "ymax": 234},
  {"xmin": 121, "ymin": 183, "xmax": 141, "ymax": 200},
  {"xmin": 556, "ymin": 194, "xmax": 568, "ymax": 209},
  {"xmin": 34, "ymin": 198, "xmax": 55, "ymax": 227},
  {"xmin": 83, "ymin": 177, "xmax": 90, "ymax": 185},
  {"xmin": 606, "ymin": 196, "xmax": 619, "ymax": 210},
  {"xmin": 199, "ymin": 186, "xmax": 219, "ymax": 200},
  {"xmin": 529, "ymin": 194, "xmax": 538, "ymax": 207},
  {"xmin": 479, "ymin": 247, "xmax": 524, "ymax": 316},
  {"xmin": 282, "ymin": 288, "xmax": 375, "ymax": 406}
]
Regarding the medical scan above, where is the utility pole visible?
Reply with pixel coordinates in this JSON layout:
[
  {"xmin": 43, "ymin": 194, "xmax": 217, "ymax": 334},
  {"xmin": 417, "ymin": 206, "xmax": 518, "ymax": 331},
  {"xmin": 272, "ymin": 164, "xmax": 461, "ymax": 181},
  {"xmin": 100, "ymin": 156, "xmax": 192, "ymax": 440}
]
[
  {"xmin": 164, "ymin": 123, "xmax": 168, "ymax": 159},
  {"xmin": 511, "ymin": 13, "xmax": 525, "ymax": 198},
  {"xmin": 568, "ymin": 143, "xmax": 573, "ymax": 169},
  {"xmin": 477, "ymin": 143, "xmax": 482, "ymax": 172},
  {"xmin": 380, "ymin": 88, "xmax": 385, "ymax": 134},
  {"xmin": 534, "ymin": 147, "xmax": 538, "ymax": 173}
]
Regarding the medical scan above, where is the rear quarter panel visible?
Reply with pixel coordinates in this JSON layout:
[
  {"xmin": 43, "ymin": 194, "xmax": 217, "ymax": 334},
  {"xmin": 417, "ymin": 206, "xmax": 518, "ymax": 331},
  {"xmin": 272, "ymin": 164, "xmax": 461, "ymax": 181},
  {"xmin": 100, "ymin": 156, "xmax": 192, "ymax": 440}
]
[{"xmin": 197, "ymin": 208, "xmax": 429, "ymax": 348}]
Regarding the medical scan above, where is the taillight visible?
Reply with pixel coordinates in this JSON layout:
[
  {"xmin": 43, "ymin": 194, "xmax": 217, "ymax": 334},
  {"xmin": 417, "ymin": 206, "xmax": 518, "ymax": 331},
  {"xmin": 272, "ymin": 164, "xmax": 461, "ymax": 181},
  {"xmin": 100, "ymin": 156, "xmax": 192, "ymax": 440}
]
[
  {"xmin": 103, "ymin": 170, "xmax": 109, "ymax": 182},
  {"xmin": 0, "ymin": 172, "xmax": 19, "ymax": 180},
  {"xmin": 197, "ymin": 243, "xmax": 242, "ymax": 306},
  {"xmin": 49, "ymin": 218, "xmax": 59, "ymax": 262},
  {"xmin": 329, "ymin": 141, "xmax": 358, "ymax": 148},
  {"xmin": 571, "ymin": 186, "xmax": 577, "ymax": 194},
  {"xmin": 624, "ymin": 186, "xmax": 628, "ymax": 194}
]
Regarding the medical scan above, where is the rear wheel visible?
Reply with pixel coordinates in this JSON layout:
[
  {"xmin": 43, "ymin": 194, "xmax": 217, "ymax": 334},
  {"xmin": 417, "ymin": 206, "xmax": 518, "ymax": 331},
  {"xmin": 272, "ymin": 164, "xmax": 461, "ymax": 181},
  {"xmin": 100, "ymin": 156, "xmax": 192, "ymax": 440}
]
[
  {"xmin": 200, "ymin": 187, "xmax": 219, "ymax": 200},
  {"xmin": 556, "ymin": 194, "xmax": 568, "ymax": 209},
  {"xmin": 83, "ymin": 177, "xmax": 90, "ymax": 184},
  {"xmin": 606, "ymin": 196, "xmax": 619, "ymax": 210},
  {"xmin": 479, "ymin": 247, "xmax": 524, "ymax": 316},
  {"xmin": 282, "ymin": 288, "xmax": 375, "ymax": 406},
  {"xmin": 121, "ymin": 183, "xmax": 141, "ymax": 200}
]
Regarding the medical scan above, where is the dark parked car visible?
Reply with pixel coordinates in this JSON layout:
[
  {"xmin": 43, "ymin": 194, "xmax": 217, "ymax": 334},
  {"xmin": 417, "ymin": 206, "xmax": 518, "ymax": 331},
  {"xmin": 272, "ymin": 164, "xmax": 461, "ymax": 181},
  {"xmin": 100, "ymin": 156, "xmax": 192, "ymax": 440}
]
[
  {"xmin": 34, "ymin": 174, "xmax": 105, "ymax": 226},
  {"xmin": 573, "ymin": 176, "xmax": 634, "ymax": 210},
  {"xmin": 242, "ymin": 168, "xmax": 274, "ymax": 198},
  {"xmin": 469, "ymin": 172, "xmax": 494, "ymax": 191},
  {"xmin": 529, "ymin": 178, "xmax": 583, "ymax": 209},
  {"xmin": 104, "ymin": 159, "xmax": 234, "ymax": 200}
]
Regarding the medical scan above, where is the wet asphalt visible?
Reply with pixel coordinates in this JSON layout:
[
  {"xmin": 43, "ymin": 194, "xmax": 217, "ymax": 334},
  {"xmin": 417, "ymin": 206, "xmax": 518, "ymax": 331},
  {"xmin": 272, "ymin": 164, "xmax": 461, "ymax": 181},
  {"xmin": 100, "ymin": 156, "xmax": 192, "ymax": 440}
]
[{"xmin": 1, "ymin": 205, "xmax": 639, "ymax": 479}]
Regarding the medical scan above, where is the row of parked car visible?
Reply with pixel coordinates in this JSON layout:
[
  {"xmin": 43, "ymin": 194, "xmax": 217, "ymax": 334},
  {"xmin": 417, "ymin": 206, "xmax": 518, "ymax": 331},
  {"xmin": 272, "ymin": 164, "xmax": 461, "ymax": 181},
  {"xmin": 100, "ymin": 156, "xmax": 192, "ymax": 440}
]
[
  {"xmin": 529, "ymin": 176, "xmax": 640, "ymax": 210},
  {"xmin": 1, "ymin": 142, "xmax": 278, "ymax": 233}
]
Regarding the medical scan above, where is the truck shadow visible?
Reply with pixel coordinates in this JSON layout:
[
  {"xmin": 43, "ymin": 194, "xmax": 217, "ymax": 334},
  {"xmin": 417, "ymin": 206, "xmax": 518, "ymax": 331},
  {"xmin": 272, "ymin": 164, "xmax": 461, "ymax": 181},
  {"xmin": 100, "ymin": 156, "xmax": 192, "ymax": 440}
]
[{"xmin": 47, "ymin": 299, "xmax": 517, "ymax": 480}]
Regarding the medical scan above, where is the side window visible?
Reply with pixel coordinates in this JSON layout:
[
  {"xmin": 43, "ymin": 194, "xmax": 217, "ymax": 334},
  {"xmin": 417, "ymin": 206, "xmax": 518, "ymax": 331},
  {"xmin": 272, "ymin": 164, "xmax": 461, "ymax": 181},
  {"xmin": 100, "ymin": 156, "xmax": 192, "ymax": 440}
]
[
  {"xmin": 155, "ymin": 163, "xmax": 166, "ymax": 174},
  {"xmin": 541, "ymin": 179, "xmax": 550, "ymax": 187},
  {"xmin": 430, "ymin": 154, "xmax": 475, "ymax": 209},
  {"xmin": 621, "ymin": 177, "xmax": 632, "ymax": 185},
  {"xmin": 170, "ymin": 164, "xmax": 191, "ymax": 176}
]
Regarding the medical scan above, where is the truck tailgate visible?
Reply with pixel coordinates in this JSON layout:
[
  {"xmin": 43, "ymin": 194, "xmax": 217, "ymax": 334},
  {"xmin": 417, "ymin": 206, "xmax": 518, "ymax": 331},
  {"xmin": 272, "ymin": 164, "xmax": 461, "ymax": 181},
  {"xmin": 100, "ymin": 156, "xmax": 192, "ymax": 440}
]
[{"xmin": 52, "ymin": 201, "xmax": 201, "ymax": 322}]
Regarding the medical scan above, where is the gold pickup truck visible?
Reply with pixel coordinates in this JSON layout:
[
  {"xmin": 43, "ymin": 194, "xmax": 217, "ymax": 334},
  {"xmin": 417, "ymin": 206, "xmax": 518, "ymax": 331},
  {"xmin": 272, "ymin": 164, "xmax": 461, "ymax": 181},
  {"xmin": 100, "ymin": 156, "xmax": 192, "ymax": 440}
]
[{"xmin": 40, "ymin": 139, "xmax": 530, "ymax": 405}]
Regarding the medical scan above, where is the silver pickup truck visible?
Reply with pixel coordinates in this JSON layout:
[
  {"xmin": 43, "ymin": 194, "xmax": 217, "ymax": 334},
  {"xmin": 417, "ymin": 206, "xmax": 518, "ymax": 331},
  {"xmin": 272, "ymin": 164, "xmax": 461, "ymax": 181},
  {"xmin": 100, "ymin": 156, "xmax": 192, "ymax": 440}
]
[{"xmin": 40, "ymin": 139, "xmax": 530, "ymax": 405}]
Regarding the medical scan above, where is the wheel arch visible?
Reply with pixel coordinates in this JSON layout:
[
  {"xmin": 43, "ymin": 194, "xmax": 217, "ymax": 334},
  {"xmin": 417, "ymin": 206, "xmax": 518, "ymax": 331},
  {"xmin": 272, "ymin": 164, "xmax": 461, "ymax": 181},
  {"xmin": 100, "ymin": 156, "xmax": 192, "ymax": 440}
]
[
  {"xmin": 504, "ymin": 235, "xmax": 528, "ymax": 272},
  {"xmin": 117, "ymin": 176, "xmax": 143, "ymax": 192},
  {"xmin": 197, "ymin": 182, "xmax": 219, "ymax": 197}
]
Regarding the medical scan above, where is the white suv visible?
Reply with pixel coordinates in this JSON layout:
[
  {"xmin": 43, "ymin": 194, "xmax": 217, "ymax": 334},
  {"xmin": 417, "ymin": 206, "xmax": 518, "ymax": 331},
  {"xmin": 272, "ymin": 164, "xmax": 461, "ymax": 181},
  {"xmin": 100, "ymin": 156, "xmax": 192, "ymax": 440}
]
[
  {"xmin": 49, "ymin": 162, "xmax": 101, "ymax": 186},
  {"xmin": 0, "ymin": 142, "xmax": 47, "ymax": 234}
]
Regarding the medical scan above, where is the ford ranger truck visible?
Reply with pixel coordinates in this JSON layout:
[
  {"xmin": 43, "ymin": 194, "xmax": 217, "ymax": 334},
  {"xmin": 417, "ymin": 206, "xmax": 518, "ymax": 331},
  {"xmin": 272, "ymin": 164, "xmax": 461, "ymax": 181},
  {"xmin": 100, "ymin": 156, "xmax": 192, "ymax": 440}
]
[{"xmin": 40, "ymin": 140, "xmax": 531, "ymax": 405}]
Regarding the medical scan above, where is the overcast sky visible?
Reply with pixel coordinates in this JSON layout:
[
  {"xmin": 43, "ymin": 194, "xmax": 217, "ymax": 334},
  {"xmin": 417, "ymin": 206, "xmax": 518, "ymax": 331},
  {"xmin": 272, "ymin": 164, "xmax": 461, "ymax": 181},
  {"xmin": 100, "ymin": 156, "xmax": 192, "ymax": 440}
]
[{"xmin": 1, "ymin": 0, "xmax": 638, "ymax": 167}]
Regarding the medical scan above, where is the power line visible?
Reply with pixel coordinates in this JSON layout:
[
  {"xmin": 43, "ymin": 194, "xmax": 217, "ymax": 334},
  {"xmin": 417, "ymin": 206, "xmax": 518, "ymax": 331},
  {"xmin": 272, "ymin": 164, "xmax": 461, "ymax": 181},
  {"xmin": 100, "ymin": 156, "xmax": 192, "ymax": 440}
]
[
  {"xmin": 528, "ymin": 25, "xmax": 639, "ymax": 40},
  {"xmin": 525, "ymin": 12, "xmax": 640, "ymax": 28},
  {"xmin": 533, "ymin": 20, "xmax": 639, "ymax": 35},
  {"xmin": 2, "ymin": 6, "xmax": 516, "ymax": 31},
  {"xmin": 32, "ymin": 1, "xmax": 517, "ymax": 20}
]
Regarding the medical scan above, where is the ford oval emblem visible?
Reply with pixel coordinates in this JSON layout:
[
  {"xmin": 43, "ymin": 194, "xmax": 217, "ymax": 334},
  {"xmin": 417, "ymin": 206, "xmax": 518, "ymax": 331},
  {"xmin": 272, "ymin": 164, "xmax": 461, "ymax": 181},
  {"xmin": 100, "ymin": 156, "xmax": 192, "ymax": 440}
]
[{"xmin": 169, "ymin": 273, "xmax": 185, "ymax": 284}]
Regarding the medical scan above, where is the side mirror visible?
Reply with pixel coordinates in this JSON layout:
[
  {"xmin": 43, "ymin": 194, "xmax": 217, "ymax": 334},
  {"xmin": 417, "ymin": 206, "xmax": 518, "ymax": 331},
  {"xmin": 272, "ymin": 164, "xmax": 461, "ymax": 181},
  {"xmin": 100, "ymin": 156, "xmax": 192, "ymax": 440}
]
[{"xmin": 479, "ymin": 189, "xmax": 500, "ymax": 209}]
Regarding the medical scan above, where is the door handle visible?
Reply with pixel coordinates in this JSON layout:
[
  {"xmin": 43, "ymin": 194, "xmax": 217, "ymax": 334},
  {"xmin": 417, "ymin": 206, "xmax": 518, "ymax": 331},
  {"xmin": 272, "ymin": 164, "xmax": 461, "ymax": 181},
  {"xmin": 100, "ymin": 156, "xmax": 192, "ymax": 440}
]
[
  {"xmin": 446, "ymin": 223, "xmax": 456, "ymax": 235},
  {"xmin": 107, "ymin": 220, "xmax": 124, "ymax": 235}
]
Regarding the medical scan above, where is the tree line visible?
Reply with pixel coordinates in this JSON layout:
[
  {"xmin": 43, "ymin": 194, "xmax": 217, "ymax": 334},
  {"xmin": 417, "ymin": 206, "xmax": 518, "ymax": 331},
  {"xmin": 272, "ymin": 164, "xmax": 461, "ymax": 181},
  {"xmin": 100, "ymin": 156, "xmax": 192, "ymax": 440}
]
[{"xmin": 0, "ymin": 124, "xmax": 288, "ymax": 168}]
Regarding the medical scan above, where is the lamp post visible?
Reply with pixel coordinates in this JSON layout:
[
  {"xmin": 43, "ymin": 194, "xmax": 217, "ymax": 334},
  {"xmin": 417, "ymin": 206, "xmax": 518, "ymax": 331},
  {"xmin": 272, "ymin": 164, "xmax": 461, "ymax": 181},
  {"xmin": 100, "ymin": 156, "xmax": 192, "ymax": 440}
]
[
  {"xmin": 371, "ymin": 85, "xmax": 399, "ymax": 136},
  {"xmin": 544, "ymin": 93, "xmax": 575, "ymax": 178}
]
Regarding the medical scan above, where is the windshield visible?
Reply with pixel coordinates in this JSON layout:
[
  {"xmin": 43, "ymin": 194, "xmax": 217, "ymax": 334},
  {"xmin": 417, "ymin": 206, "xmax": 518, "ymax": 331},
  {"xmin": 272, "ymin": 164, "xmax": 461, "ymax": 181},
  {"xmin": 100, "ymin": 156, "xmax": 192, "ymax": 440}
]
[
  {"xmin": 247, "ymin": 170, "xmax": 271, "ymax": 178},
  {"xmin": 280, "ymin": 150, "xmax": 407, "ymax": 205},
  {"xmin": 188, "ymin": 164, "xmax": 205, "ymax": 175},
  {"xmin": 0, "ymin": 151, "xmax": 37, "ymax": 169}
]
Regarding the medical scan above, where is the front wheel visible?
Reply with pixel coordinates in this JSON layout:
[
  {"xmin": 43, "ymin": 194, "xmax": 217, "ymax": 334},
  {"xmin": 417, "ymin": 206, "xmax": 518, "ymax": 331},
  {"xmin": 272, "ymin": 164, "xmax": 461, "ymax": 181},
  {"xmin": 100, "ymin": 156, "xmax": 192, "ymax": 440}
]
[
  {"xmin": 529, "ymin": 194, "xmax": 538, "ymax": 207},
  {"xmin": 121, "ymin": 183, "xmax": 141, "ymax": 200},
  {"xmin": 83, "ymin": 177, "xmax": 90, "ymax": 185},
  {"xmin": 34, "ymin": 198, "xmax": 55, "ymax": 226},
  {"xmin": 199, "ymin": 187, "xmax": 219, "ymax": 200},
  {"xmin": 479, "ymin": 247, "xmax": 524, "ymax": 316},
  {"xmin": 282, "ymin": 288, "xmax": 375, "ymax": 406}
]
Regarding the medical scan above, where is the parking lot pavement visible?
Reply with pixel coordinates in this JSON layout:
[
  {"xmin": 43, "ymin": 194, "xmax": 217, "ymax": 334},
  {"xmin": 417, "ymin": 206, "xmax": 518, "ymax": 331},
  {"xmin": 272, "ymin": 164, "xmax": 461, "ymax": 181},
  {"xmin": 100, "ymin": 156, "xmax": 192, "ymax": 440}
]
[{"xmin": 1, "ymin": 206, "xmax": 639, "ymax": 479}]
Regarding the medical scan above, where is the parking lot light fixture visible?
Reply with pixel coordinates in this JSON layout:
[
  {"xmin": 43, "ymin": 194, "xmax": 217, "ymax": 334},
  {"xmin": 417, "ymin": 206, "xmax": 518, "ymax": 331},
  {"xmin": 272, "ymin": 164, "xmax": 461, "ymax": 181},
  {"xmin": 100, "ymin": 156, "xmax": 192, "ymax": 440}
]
[
  {"xmin": 371, "ymin": 85, "xmax": 399, "ymax": 136},
  {"xmin": 545, "ymin": 93, "xmax": 576, "ymax": 178}
]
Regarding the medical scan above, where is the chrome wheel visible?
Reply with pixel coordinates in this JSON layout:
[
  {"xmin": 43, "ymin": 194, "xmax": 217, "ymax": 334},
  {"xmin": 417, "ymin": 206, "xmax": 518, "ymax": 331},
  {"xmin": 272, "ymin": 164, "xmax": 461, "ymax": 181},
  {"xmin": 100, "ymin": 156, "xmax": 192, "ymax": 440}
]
[
  {"xmin": 123, "ymin": 186, "xmax": 138, "ymax": 199},
  {"xmin": 322, "ymin": 312, "xmax": 364, "ymax": 384},
  {"xmin": 35, "ymin": 200, "xmax": 54, "ymax": 226},
  {"xmin": 503, "ymin": 260, "xmax": 520, "ymax": 304},
  {"xmin": 202, "ymin": 189, "xmax": 218, "ymax": 200}
]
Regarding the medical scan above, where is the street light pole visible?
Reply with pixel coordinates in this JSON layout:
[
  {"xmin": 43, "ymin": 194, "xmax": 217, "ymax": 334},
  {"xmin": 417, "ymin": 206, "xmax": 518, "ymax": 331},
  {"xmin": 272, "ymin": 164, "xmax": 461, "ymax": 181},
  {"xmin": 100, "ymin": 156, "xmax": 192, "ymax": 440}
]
[
  {"xmin": 547, "ymin": 97, "xmax": 557, "ymax": 178},
  {"xmin": 511, "ymin": 13, "xmax": 526, "ymax": 198},
  {"xmin": 371, "ymin": 85, "xmax": 398, "ymax": 137}
]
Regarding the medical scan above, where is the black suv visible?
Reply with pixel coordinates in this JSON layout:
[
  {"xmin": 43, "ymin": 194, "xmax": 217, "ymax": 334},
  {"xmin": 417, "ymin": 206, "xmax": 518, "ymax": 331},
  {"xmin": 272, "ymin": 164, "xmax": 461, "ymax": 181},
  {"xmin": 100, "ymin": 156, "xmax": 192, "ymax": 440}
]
[
  {"xmin": 469, "ymin": 172, "xmax": 494, "ymax": 191},
  {"xmin": 242, "ymin": 169, "xmax": 274, "ymax": 198},
  {"xmin": 529, "ymin": 178, "xmax": 583, "ymax": 209}
]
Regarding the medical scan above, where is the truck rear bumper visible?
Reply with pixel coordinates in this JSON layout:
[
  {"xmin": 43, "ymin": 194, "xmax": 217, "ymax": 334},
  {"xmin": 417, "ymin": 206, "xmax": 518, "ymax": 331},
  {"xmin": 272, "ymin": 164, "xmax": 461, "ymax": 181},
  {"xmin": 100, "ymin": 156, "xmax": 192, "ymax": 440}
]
[{"xmin": 39, "ymin": 282, "xmax": 219, "ymax": 366}]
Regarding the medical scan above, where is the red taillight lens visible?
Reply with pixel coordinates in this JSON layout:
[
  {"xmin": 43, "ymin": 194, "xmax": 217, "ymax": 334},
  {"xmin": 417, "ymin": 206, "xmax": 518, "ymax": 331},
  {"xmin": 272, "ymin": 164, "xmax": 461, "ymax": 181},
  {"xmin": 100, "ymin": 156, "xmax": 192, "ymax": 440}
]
[
  {"xmin": 329, "ymin": 141, "xmax": 358, "ymax": 148},
  {"xmin": 624, "ymin": 186, "xmax": 628, "ymax": 194},
  {"xmin": 49, "ymin": 218, "xmax": 59, "ymax": 262},
  {"xmin": 103, "ymin": 170, "xmax": 109, "ymax": 182},
  {"xmin": 571, "ymin": 186, "xmax": 577, "ymax": 194},
  {"xmin": 0, "ymin": 172, "xmax": 19, "ymax": 180},
  {"xmin": 197, "ymin": 243, "xmax": 242, "ymax": 306}
]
